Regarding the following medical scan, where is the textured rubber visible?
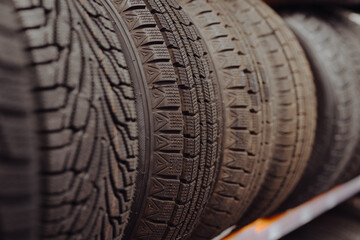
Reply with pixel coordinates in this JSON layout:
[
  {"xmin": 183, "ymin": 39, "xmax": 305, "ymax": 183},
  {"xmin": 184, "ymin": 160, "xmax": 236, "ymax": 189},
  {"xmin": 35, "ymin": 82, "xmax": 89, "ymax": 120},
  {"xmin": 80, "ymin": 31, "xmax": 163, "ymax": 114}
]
[
  {"xmin": 223, "ymin": 0, "xmax": 317, "ymax": 225},
  {"xmin": 107, "ymin": 0, "xmax": 222, "ymax": 239},
  {"xmin": 0, "ymin": 1, "xmax": 38, "ymax": 239},
  {"xmin": 334, "ymin": 10, "xmax": 360, "ymax": 184},
  {"xmin": 279, "ymin": 10, "xmax": 360, "ymax": 210},
  {"xmin": 13, "ymin": 0, "xmax": 139, "ymax": 239},
  {"xmin": 281, "ymin": 213, "xmax": 360, "ymax": 240},
  {"xmin": 179, "ymin": 0, "xmax": 273, "ymax": 238}
]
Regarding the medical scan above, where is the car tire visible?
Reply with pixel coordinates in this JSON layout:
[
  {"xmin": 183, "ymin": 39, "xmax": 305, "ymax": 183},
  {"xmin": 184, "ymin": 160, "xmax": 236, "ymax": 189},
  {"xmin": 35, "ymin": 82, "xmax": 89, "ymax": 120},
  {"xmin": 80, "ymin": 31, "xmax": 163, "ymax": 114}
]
[
  {"xmin": 0, "ymin": 0, "xmax": 38, "ymax": 239},
  {"xmin": 14, "ymin": 0, "xmax": 140, "ymax": 238},
  {"xmin": 279, "ymin": 9, "xmax": 360, "ymax": 209},
  {"xmin": 104, "ymin": 0, "xmax": 223, "ymax": 239},
  {"xmin": 223, "ymin": 0, "xmax": 317, "ymax": 225}
]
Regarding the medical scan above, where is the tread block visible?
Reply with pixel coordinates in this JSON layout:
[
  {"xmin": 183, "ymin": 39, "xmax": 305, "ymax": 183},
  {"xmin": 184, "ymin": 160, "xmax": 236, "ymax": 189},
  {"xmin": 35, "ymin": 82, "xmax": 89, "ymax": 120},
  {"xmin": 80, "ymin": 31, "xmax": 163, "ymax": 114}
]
[{"xmin": 10, "ymin": 0, "xmax": 140, "ymax": 239}]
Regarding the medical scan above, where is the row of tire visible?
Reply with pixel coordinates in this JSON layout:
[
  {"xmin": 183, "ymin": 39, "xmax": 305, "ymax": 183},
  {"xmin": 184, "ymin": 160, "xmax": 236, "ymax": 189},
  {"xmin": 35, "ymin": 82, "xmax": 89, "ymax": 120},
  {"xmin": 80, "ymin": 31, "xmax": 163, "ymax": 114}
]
[{"xmin": 0, "ymin": 0, "xmax": 359, "ymax": 239}]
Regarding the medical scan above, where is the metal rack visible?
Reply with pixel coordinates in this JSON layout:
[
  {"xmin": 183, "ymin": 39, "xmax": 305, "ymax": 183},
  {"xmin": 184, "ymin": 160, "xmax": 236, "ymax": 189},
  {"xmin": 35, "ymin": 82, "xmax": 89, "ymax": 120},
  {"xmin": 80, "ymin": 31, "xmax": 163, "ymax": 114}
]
[{"xmin": 214, "ymin": 175, "xmax": 360, "ymax": 240}]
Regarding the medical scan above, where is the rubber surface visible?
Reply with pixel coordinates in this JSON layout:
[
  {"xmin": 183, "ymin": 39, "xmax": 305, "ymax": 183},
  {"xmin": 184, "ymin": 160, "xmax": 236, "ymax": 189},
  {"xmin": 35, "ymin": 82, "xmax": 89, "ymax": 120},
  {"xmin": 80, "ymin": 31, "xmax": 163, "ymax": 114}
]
[
  {"xmin": 279, "ymin": 9, "xmax": 360, "ymax": 210},
  {"xmin": 13, "ymin": 0, "xmax": 139, "ymax": 239},
  {"xmin": 107, "ymin": 0, "xmax": 222, "ymax": 239},
  {"xmin": 224, "ymin": 0, "xmax": 317, "ymax": 224},
  {"xmin": 334, "ymin": 10, "xmax": 360, "ymax": 184},
  {"xmin": 281, "ymin": 213, "xmax": 360, "ymax": 240},
  {"xmin": 0, "ymin": 0, "xmax": 38, "ymax": 239},
  {"xmin": 179, "ymin": 0, "xmax": 274, "ymax": 238}
]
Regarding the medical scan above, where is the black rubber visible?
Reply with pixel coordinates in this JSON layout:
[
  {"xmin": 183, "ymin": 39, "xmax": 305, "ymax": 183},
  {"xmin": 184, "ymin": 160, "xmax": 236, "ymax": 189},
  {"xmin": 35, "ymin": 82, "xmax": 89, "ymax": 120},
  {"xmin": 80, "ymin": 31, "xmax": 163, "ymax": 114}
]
[
  {"xmin": 179, "ymin": 0, "xmax": 273, "ymax": 238},
  {"xmin": 13, "ymin": 0, "xmax": 139, "ymax": 239},
  {"xmin": 333, "ymin": 10, "xmax": 360, "ymax": 184},
  {"xmin": 223, "ymin": 0, "xmax": 317, "ymax": 226},
  {"xmin": 279, "ymin": 9, "xmax": 360, "ymax": 210},
  {"xmin": 0, "ymin": 0, "xmax": 38, "ymax": 239},
  {"xmin": 106, "ymin": 0, "xmax": 222, "ymax": 239}
]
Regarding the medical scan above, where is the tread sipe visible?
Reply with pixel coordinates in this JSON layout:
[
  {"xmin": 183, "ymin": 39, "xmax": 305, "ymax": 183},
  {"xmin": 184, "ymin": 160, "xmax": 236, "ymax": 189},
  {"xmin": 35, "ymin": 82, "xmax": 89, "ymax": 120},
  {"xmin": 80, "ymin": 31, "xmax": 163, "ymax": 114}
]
[
  {"xmin": 105, "ymin": 0, "xmax": 222, "ymax": 239},
  {"xmin": 0, "ymin": 0, "xmax": 38, "ymax": 239},
  {"xmin": 179, "ymin": 0, "xmax": 273, "ymax": 238},
  {"xmin": 223, "ymin": 0, "xmax": 317, "ymax": 224},
  {"xmin": 279, "ymin": 9, "xmax": 360, "ymax": 210},
  {"xmin": 13, "ymin": 0, "xmax": 139, "ymax": 239}
]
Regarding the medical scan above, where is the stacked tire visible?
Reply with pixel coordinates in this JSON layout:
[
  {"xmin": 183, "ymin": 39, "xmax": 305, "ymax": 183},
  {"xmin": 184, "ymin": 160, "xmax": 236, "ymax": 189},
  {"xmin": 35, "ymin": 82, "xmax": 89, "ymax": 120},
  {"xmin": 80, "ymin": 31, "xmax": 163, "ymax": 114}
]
[
  {"xmin": 277, "ymin": 8, "xmax": 360, "ymax": 210},
  {"xmin": 0, "ymin": 0, "xmax": 358, "ymax": 240}
]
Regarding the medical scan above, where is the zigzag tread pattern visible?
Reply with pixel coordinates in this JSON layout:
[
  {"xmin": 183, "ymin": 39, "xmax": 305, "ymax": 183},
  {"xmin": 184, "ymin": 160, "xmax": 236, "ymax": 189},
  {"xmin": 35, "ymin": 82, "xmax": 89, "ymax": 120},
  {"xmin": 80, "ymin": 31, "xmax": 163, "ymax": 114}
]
[
  {"xmin": 224, "ymin": 0, "xmax": 317, "ymax": 223},
  {"xmin": 108, "ymin": 0, "xmax": 221, "ymax": 239},
  {"xmin": 179, "ymin": 0, "xmax": 273, "ymax": 238}
]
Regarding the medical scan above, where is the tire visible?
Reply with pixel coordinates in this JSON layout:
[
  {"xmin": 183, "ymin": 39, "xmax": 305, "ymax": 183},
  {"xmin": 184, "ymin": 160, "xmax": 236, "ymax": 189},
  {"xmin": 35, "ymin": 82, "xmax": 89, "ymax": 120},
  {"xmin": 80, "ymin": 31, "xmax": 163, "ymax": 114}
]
[
  {"xmin": 14, "ymin": 0, "xmax": 139, "ymax": 239},
  {"xmin": 103, "ymin": 1, "xmax": 222, "ymax": 239},
  {"xmin": 334, "ymin": 10, "xmax": 360, "ymax": 184},
  {"xmin": 179, "ymin": 0, "xmax": 273, "ymax": 238},
  {"xmin": 0, "ymin": 1, "xmax": 38, "ymax": 239},
  {"xmin": 222, "ymin": 0, "xmax": 317, "ymax": 224},
  {"xmin": 279, "ymin": 9, "xmax": 360, "ymax": 210},
  {"xmin": 281, "ymin": 213, "xmax": 360, "ymax": 240}
]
